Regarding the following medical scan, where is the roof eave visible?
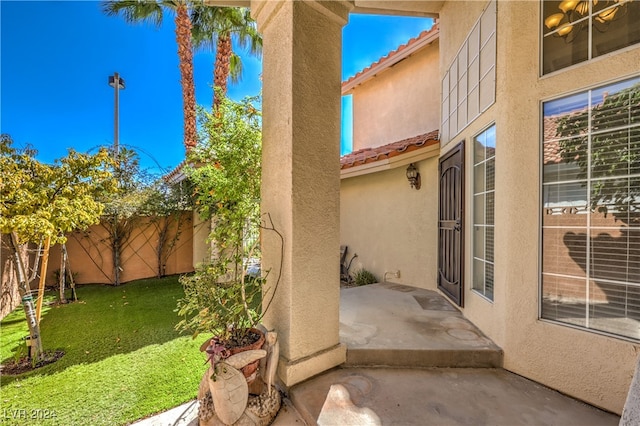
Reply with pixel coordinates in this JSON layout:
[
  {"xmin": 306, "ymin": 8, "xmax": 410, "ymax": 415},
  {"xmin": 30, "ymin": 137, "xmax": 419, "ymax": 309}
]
[
  {"xmin": 342, "ymin": 25, "xmax": 439, "ymax": 95},
  {"xmin": 340, "ymin": 141, "xmax": 439, "ymax": 179}
]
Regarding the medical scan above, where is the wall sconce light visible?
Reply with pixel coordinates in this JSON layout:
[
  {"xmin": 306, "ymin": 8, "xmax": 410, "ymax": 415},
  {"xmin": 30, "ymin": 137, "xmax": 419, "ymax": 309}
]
[{"xmin": 406, "ymin": 163, "xmax": 421, "ymax": 190}]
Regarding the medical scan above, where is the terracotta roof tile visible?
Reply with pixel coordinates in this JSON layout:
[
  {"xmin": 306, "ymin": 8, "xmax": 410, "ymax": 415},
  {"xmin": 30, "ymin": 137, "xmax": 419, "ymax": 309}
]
[
  {"xmin": 163, "ymin": 159, "xmax": 189, "ymax": 183},
  {"xmin": 340, "ymin": 130, "xmax": 440, "ymax": 170},
  {"xmin": 342, "ymin": 23, "xmax": 439, "ymax": 90}
]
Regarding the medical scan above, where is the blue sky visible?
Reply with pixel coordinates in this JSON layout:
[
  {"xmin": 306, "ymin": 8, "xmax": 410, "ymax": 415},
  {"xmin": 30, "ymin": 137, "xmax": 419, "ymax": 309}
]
[{"xmin": 1, "ymin": 1, "xmax": 433, "ymax": 174}]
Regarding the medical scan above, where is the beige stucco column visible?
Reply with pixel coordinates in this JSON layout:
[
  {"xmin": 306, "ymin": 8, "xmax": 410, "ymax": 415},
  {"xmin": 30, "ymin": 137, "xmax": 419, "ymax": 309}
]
[{"xmin": 251, "ymin": 0, "xmax": 352, "ymax": 387}]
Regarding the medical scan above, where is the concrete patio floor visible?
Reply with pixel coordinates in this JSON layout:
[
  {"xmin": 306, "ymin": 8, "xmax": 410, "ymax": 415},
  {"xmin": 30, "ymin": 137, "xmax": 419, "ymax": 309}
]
[{"xmin": 133, "ymin": 283, "xmax": 620, "ymax": 425}]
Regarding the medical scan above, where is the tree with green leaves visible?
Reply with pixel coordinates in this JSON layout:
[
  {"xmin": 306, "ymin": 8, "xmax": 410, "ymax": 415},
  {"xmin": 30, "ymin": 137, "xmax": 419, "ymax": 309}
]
[
  {"xmin": 99, "ymin": 148, "xmax": 154, "ymax": 286},
  {"xmin": 190, "ymin": 5, "xmax": 262, "ymax": 111},
  {"xmin": 0, "ymin": 134, "xmax": 115, "ymax": 360},
  {"xmin": 102, "ymin": 0, "xmax": 198, "ymax": 150},
  {"xmin": 176, "ymin": 96, "xmax": 263, "ymax": 342},
  {"xmin": 75, "ymin": 147, "xmax": 190, "ymax": 285},
  {"xmin": 141, "ymin": 177, "xmax": 192, "ymax": 278}
]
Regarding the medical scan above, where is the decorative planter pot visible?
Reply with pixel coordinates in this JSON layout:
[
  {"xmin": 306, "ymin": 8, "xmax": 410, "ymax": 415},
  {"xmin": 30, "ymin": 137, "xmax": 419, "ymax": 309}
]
[{"xmin": 229, "ymin": 328, "xmax": 265, "ymax": 381}]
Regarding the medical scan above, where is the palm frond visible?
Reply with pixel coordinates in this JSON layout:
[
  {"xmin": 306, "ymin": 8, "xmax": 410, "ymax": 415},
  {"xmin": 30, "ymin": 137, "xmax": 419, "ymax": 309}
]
[
  {"xmin": 229, "ymin": 53, "xmax": 243, "ymax": 85},
  {"xmin": 101, "ymin": 0, "xmax": 165, "ymax": 27}
]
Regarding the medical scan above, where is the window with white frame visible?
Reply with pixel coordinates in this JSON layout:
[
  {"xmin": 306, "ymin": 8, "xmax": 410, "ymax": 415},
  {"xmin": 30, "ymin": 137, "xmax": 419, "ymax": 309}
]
[
  {"xmin": 541, "ymin": 0, "xmax": 640, "ymax": 75},
  {"xmin": 473, "ymin": 125, "xmax": 496, "ymax": 300},
  {"xmin": 441, "ymin": 0, "xmax": 496, "ymax": 143},
  {"xmin": 541, "ymin": 76, "xmax": 640, "ymax": 341}
]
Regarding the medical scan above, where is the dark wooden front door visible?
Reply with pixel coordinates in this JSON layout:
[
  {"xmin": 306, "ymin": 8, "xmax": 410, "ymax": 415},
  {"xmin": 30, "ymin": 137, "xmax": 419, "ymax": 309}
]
[{"xmin": 438, "ymin": 142, "xmax": 465, "ymax": 307}]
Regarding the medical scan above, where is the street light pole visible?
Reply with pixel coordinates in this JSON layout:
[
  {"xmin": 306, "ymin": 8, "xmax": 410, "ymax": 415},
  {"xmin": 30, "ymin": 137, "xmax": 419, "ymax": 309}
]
[{"xmin": 108, "ymin": 72, "xmax": 125, "ymax": 157}]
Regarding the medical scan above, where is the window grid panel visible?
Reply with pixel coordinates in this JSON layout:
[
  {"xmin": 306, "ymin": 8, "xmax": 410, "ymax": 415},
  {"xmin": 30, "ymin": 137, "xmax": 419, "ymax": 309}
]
[
  {"xmin": 441, "ymin": 0, "xmax": 496, "ymax": 143},
  {"xmin": 473, "ymin": 124, "xmax": 496, "ymax": 300}
]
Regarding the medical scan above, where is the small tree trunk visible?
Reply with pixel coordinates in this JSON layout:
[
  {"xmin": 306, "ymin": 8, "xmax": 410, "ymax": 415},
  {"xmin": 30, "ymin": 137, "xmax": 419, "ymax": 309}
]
[
  {"xmin": 59, "ymin": 244, "xmax": 67, "ymax": 304},
  {"xmin": 9, "ymin": 232, "xmax": 43, "ymax": 361},
  {"xmin": 68, "ymin": 260, "xmax": 77, "ymax": 302},
  {"xmin": 35, "ymin": 237, "xmax": 51, "ymax": 323}
]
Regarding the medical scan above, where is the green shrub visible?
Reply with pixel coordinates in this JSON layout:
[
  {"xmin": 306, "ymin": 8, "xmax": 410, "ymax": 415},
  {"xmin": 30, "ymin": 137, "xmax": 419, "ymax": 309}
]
[{"xmin": 353, "ymin": 268, "xmax": 377, "ymax": 286}]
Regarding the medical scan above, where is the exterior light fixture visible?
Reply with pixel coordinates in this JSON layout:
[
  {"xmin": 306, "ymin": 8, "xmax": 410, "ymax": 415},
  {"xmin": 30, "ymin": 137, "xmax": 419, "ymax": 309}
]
[
  {"xmin": 108, "ymin": 72, "xmax": 126, "ymax": 157},
  {"xmin": 406, "ymin": 163, "xmax": 421, "ymax": 190}
]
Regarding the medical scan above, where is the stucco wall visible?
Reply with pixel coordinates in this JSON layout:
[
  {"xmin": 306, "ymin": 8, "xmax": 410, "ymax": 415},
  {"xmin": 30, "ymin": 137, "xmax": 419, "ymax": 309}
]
[
  {"xmin": 340, "ymin": 157, "xmax": 438, "ymax": 289},
  {"xmin": 350, "ymin": 38, "xmax": 440, "ymax": 150},
  {"xmin": 45, "ymin": 213, "xmax": 194, "ymax": 285},
  {"xmin": 192, "ymin": 211, "xmax": 212, "ymax": 268},
  {"xmin": 439, "ymin": 0, "xmax": 640, "ymax": 414}
]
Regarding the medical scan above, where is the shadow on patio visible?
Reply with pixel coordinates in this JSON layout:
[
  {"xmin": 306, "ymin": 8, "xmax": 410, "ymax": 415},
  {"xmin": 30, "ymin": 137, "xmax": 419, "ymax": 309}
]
[
  {"xmin": 285, "ymin": 283, "xmax": 620, "ymax": 425},
  {"xmin": 134, "ymin": 283, "xmax": 621, "ymax": 426}
]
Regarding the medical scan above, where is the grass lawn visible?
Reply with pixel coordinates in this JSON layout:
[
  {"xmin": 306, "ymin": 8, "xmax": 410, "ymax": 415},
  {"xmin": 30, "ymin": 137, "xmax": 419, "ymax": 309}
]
[{"xmin": 0, "ymin": 276, "xmax": 209, "ymax": 426}]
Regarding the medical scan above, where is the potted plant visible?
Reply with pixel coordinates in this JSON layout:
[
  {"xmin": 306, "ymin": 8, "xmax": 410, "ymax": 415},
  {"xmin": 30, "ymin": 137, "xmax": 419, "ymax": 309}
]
[
  {"xmin": 176, "ymin": 236, "xmax": 266, "ymax": 379},
  {"xmin": 175, "ymin": 96, "xmax": 282, "ymax": 425},
  {"xmin": 175, "ymin": 94, "xmax": 265, "ymax": 350}
]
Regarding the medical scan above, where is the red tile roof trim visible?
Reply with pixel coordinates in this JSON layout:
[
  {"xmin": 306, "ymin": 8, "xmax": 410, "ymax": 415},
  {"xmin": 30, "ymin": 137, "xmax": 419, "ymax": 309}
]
[
  {"xmin": 340, "ymin": 130, "xmax": 440, "ymax": 170},
  {"xmin": 342, "ymin": 23, "xmax": 439, "ymax": 93},
  {"xmin": 163, "ymin": 159, "xmax": 188, "ymax": 183}
]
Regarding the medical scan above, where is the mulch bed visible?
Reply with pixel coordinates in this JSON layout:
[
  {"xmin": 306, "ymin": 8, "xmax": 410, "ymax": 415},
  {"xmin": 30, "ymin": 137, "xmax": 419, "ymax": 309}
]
[{"xmin": 0, "ymin": 350, "xmax": 65, "ymax": 376}]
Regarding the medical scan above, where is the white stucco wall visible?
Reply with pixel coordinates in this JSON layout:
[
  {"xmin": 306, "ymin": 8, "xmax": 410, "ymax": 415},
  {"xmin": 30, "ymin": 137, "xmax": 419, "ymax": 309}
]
[
  {"xmin": 439, "ymin": 0, "xmax": 640, "ymax": 414},
  {"xmin": 349, "ymin": 38, "xmax": 440, "ymax": 150},
  {"xmin": 340, "ymin": 157, "xmax": 439, "ymax": 289},
  {"xmin": 341, "ymin": 29, "xmax": 441, "ymax": 290}
]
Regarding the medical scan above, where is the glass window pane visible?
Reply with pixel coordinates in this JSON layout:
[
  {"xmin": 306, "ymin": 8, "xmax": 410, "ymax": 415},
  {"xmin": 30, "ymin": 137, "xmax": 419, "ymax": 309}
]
[
  {"xmin": 485, "ymin": 125, "xmax": 496, "ymax": 148},
  {"xmin": 542, "ymin": 274, "xmax": 587, "ymax": 327},
  {"xmin": 542, "ymin": 28, "xmax": 589, "ymax": 74},
  {"xmin": 542, "ymin": 1, "xmax": 563, "ymax": 38},
  {"xmin": 474, "ymin": 226, "xmax": 485, "ymax": 259},
  {"xmin": 589, "ymin": 281, "xmax": 640, "ymax": 340},
  {"xmin": 543, "ymin": 92, "xmax": 590, "ymax": 126},
  {"xmin": 474, "ymin": 134, "xmax": 486, "ymax": 163},
  {"xmin": 542, "ymin": 227, "xmax": 588, "ymax": 277},
  {"xmin": 542, "ymin": 182, "xmax": 588, "ymax": 227},
  {"xmin": 592, "ymin": 1, "xmax": 640, "ymax": 58},
  {"xmin": 486, "ymin": 192, "xmax": 495, "ymax": 225},
  {"xmin": 589, "ymin": 176, "xmax": 640, "ymax": 225},
  {"xmin": 485, "ymin": 263, "xmax": 494, "ymax": 300},
  {"xmin": 543, "ymin": 138, "xmax": 585, "ymax": 183},
  {"xmin": 630, "ymin": 128, "xmax": 640, "ymax": 175},
  {"xmin": 542, "ymin": 0, "xmax": 640, "ymax": 74},
  {"xmin": 486, "ymin": 158, "xmax": 495, "ymax": 191},
  {"xmin": 486, "ymin": 227, "xmax": 494, "ymax": 262},
  {"xmin": 474, "ymin": 163, "xmax": 485, "ymax": 193},
  {"xmin": 473, "ymin": 259, "xmax": 485, "ymax": 292},
  {"xmin": 590, "ymin": 226, "xmax": 640, "ymax": 283},
  {"xmin": 591, "ymin": 130, "xmax": 631, "ymax": 178},
  {"xmin": 541, "ymin": 76, "xmax": 640, "ymax": 340},
  {"xmin": 475, "ymin": 193, "xmax": 485, "ymax": 225}
]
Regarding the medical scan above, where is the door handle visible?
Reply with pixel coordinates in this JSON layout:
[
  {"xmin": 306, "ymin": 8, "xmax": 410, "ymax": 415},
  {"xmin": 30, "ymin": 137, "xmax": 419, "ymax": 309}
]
[{"xmin": 454, "ymin": 219, "xmax": 461, "ymax": 232}]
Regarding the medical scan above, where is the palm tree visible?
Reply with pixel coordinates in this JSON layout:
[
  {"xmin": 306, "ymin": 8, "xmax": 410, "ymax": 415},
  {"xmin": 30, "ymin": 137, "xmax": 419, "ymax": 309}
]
[
  {"xmin": 102, "ymin": 0, "xmax": 198, "ymax": 151},
  {"xmin": 190, "ymin": 6, "xmax": 262, "ymax": 111}
]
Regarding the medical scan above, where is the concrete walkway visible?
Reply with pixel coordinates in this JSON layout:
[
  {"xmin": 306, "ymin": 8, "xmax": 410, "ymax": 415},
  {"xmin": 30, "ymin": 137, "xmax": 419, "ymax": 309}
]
[{"xmin": 132, "ymin": 283, "xmax": 620, "ymax": 426}]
